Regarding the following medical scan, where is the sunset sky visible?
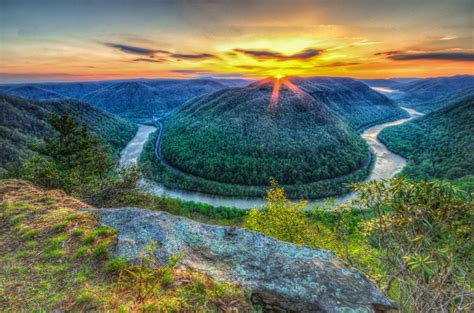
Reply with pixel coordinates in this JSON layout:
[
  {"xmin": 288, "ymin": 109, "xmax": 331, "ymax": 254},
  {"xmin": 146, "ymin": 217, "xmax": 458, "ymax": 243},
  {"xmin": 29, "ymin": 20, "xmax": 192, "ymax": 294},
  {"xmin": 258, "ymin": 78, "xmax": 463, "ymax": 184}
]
[{"xmin": 1, "ymin": 0, "xmax": 473, "ymax": 82}]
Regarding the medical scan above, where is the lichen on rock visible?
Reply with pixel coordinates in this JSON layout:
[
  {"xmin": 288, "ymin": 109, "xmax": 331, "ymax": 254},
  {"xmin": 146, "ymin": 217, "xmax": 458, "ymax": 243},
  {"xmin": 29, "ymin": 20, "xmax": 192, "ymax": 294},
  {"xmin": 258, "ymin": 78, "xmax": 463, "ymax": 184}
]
[{"xmin": 99, "ymin": 207, "xmax": 398, "ymax": 312}]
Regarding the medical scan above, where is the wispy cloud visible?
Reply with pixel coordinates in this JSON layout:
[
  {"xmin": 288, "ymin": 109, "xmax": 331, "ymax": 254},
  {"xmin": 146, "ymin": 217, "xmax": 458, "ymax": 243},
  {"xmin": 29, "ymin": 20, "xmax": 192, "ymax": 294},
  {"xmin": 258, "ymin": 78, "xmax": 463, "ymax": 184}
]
[
  {"xmin": 170, "ymin": 53, "xmax": 216, "ymax": 60},
  {"xmin": 234, "ymin": 48, "xmax": 323, "ymax": 61},
  {"xmin": 133, "ymin": 58, "xmax": 166, "ymax": 63},
  {"xmin": 104, "ymin": 42, "xmax": 169, "ymax": 56},
  {"xmin": 104, "ymin": 42, "xmax": 216, "ymax": 60},
  {"xmin": 388, "ymin": 52, "xmax": 474, "ymax": 61},
  {"xmin": 374, "ymin": 50, "xmax": 403, "ymax": 56},
  {"xmin": 317, "ymin": 61, "xmax": 361, "ymax": 67},
  {"xmin": 439, "ymin": 35, "xmax": 458, "ymax": 41}
]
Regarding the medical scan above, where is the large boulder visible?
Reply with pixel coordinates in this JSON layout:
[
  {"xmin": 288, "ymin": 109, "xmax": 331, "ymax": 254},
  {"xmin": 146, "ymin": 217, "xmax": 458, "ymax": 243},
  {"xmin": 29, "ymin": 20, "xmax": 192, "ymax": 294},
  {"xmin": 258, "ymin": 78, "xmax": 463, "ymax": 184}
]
[{"xmin": 99, "ymin": 207, "xmax": 397, "ymax": 312}]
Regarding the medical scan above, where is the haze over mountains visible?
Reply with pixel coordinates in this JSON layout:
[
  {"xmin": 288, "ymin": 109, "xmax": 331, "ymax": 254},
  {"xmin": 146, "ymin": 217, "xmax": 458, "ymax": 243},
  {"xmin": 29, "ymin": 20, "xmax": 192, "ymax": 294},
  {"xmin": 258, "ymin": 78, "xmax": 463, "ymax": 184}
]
[
  {"xmin": 379, "ymin": 95, "xmax": 474, "ymax": 180},
  {"xmin": 363, "ymin": 75, "xmax": 474, "ymax": 113},
  {"xmin": 0, "ymin": 78, "xmax": 249, "ymax": 123}
]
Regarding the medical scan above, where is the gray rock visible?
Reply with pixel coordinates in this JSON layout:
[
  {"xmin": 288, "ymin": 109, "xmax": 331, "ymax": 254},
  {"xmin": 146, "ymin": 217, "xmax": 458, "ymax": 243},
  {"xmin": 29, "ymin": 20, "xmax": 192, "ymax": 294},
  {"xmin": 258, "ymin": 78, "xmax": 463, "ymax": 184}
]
[{"xmin": 99, "ymin": 207, "xmax": 398, "ymax": 312}]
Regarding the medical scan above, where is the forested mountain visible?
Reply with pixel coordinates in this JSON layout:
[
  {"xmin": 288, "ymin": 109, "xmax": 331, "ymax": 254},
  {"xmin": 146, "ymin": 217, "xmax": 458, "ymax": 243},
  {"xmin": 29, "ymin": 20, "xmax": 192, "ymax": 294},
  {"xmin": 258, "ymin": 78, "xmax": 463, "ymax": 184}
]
[
  {"xmin": 82, "ymin": 81, "xmax": 169, "ymax": 118},
  {"xmin": 82, "ymin": 79, "xmax": 245, "ymax": 120},
  {"xmin": 38, "ymin": 81, "xmax": 112, "ymax": 98},
  {"xmin": 393, "ymin": 75, "xmax": 474, "ymax": 112},
  {"xmin": 397, "ymin": 86, "xmax": 474, "ymax": 113},
  {"xmin": 0, "ymin": 78, "xmax": 249, "ymax": 122},
  {"xmin": 0, "ymin": 85, "xmax": 68, "ymax": 100},
  {"xmin": 358, "ymin": 78, "xmax": 419, "ymax": 88},
  {"xmin": 0, "ymin": 94, "xmax": 137, "ymax": 175},
  {"xmin": 142, "ymin": 78, "xmax": 372, "ymax": 198},
  {"xmin": 163, "ymin": 79, "xmax": 369, "ymax": 185},
  {"xmin": 291, "ymin": 77, "xmax": 409, "ymax": 130},
  {"xmin": 378, "ymin": 95, "xmax": 474, "ymax": 180}
]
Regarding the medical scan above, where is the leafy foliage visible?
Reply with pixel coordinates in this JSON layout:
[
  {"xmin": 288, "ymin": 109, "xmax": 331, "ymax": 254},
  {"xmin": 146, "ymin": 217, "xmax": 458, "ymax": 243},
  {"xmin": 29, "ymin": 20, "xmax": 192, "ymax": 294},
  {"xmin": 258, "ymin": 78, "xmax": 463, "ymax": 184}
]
[
  {"xmin": 244, "ymin": 178, "xmax": 473, "ymax": 312},
  {"xmin": 244, "ymin": 179, "xmax": 310, "ymax": 244},
  {"xmin": 379, "ymin": 96, "xmax": 474, "ymax": 180},
  {"xmin": 353, "ymin": 178, "xmax": 473, "ymax": 312}
]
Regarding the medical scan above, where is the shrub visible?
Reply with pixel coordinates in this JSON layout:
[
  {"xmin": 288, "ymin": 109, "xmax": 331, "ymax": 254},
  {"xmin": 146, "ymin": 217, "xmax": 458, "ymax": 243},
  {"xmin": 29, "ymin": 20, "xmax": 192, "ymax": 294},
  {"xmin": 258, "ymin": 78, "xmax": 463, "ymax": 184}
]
[
  {"xmin": 104, "ymin": 257, "xmax": 127, "ymax": 273},
  {"xmin": 92, "ymin": 243, "xmax": 110, "ymax": 260}
]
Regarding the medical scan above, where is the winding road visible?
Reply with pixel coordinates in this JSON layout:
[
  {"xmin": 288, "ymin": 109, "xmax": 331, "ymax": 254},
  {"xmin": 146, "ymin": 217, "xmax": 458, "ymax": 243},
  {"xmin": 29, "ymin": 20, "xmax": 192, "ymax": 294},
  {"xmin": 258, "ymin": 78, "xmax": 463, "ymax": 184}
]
[{"xmin": 120, "ymin": 108, "xmax": 422, "ymax": 209}]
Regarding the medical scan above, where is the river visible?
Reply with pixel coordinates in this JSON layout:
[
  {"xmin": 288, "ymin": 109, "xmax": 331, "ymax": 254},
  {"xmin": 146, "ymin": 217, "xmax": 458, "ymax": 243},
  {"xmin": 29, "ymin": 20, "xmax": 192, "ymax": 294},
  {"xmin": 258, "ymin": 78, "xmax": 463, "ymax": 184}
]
[{"xmin": 119, "ymin": 108, "xmax": 422, "ymax": 209}]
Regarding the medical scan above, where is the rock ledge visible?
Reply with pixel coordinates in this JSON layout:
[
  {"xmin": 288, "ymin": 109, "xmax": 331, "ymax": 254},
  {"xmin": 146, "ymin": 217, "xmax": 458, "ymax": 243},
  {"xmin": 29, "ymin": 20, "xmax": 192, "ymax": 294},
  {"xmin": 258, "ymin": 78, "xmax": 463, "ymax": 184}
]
[{"xmin": 99, "ymin": 207, "xmax": 397, "ymax": 312}]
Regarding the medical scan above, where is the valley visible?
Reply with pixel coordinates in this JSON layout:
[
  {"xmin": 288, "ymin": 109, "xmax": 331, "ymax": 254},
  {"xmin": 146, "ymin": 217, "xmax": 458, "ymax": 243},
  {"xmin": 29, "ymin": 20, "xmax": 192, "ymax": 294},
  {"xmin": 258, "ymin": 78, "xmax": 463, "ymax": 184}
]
[
  {"xmin": 2, "ymin": 1, "xmax": 474, "ymax": 311},
  {"xmin": 122, "ymin": 107, "xmax": 421, "ymax": 209}
]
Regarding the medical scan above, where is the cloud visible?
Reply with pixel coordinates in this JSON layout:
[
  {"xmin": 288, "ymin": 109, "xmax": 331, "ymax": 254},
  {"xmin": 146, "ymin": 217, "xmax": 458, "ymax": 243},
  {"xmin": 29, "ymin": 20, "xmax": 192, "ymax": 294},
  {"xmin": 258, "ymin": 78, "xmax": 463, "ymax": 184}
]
[
  {"xmin": 104, "ymin": 42, "xmax": 169, "ymax": 56},
  {"xmin": 234, "ymin": 48, "xmax": 323, "ymax": 61},
  {"xmin": 104, "ymin": 42, "xmax": 216, "ymax": 60},
  {"xmin": 439, "ymin": 36, "xmax": 458, "ymax": 41},
  {"xmin": 320, "ymin": 61, "xmax": 361, "ymax": 67},
  {"xmin": 388, "ymin": 52, "xmax": 474, "ymax": 61},
  {"xmin": 133, "ymin": 58, "xmax": 166, "ymax": 63},
  {"xmin": 171, "ymin": 69, "xmax": 247, "ymax": 78},
  {"xmin": 170, "ymin": 53, "xmax": 216, "ymax": 59},
  {"xmin": 374, "ymin": 50, "xmax": 403, "ymax": 56}
]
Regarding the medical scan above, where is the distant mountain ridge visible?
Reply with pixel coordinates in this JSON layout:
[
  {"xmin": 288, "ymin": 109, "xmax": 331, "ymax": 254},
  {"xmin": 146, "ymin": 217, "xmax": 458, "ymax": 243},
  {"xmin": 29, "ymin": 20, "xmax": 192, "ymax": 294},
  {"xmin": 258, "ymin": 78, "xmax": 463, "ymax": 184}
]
[
  {"xmin": 0, "ymin": 78, "xmax": 250, "ymax": 122},
  {"xmin": 292, "ymin": 76, "xmax": 409, "ymax": 130},
  {"xmin": 364, "ymin": 75, "xmax": 474, "ymax": 113},
  {"xmin": 359, "ymin": 78, "xmax": 420, "ymax": 88},
  {"xmin": 1, "ymin": 85, "xmax": 68, "ymax": 100},
  {"xmin": 0, "ymin": 94, "xmax": 137, "ymax": 175}
]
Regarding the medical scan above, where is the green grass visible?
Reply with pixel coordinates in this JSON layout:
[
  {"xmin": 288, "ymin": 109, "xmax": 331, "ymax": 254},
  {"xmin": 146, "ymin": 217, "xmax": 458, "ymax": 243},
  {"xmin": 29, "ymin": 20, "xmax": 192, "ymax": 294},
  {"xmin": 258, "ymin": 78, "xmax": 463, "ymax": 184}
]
[{"xmin": 0, "ymin": 179, "xmax": 249, "ymax": 311}]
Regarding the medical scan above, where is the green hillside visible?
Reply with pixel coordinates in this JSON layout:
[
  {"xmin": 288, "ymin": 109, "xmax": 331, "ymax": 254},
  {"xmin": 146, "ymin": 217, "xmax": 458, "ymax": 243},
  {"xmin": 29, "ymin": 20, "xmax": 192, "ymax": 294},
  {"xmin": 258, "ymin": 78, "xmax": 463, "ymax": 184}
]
[
  {"xmin": 141, "ymin": 79, "xmax": 374, "ymax": 198},
  {"xmin": 0, "ymin": 94, "xmax": 137, "ymax": 175},
  {"xmin": 394, "ymin": 75, "xmax": 474, "ymax": 113},
  {"xmin": 378, "ymin": 95, "xmax": 474, "ymax": 180},
  {"xmin": 293, "ymin": 77, "xmax": 409, "ymax": 130},
  {"xmin": 397, "ymin": 87, "xmax": 474, "ymax": 113}
]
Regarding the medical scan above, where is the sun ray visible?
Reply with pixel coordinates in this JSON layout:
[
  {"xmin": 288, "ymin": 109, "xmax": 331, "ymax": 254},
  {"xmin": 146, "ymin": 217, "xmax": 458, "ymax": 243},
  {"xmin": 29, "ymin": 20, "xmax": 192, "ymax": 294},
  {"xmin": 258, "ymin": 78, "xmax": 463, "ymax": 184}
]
[
  {"xmin": 281, "ymin": 78, "xmax": 308, "ymax": 100},
  {"xmin": 269, "ymin": 78, "xmax": 281, "ymax": 111}
]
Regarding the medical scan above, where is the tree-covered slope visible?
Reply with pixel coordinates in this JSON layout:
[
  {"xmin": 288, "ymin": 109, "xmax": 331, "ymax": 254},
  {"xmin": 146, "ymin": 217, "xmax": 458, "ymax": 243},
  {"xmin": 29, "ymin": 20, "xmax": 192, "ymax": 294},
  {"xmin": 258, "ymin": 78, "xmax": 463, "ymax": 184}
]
[
  {"xmin": 0, "ymin": 94, "xmax": 137, "ymax": 175},
  {"xmin": 397, "ymin": 86, "xmax": 474, "ymax": 113},
  {"xmin": 0, "ymin": 78, "xmax": 250, "ymax": 123},
  {"xmin": 82, "ymin": 81, "xmax": 168, "ymax": 117},
  {"xmin": 394, "ymin": 75, "xmax": 474, "ymax": 113},
  {"xmin": 378, "ymin": 95, "xmax": 474, "ymax": 179},
  {"xmin": 161, "ymin": 79, "xmax": 370, "ymax": 187},
  {"xmin": 292, "ymin": 77, "xmax": 409, "ymax": 130},
  {"xmin": 82, "ymin": 79, "xmax": 248, "ymax": 121}
]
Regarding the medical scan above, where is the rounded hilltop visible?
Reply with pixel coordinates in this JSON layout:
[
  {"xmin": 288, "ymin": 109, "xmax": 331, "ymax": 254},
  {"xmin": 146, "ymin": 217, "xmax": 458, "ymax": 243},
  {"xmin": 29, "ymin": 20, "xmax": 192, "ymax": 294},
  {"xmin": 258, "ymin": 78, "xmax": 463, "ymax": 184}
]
[{"xmin": 160, "ymin": 77, "xmax": 370, "ymax": 187}]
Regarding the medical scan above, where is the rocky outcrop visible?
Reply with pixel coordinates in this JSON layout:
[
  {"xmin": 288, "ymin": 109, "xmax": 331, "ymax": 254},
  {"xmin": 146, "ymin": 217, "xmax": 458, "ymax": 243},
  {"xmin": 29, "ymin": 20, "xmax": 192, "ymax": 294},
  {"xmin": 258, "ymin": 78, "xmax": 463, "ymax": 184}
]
[{"xmin": 99, "ymin": 207, "xmax": 398, "ymax": 312}]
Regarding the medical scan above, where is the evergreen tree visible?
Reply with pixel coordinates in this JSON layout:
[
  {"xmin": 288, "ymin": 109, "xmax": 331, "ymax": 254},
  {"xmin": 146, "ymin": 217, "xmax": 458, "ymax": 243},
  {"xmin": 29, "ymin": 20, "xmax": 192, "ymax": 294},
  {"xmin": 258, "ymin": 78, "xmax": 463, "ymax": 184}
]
[{"xmin": 22, "ymin": 112, "xmax": 150, "ymax": 206}]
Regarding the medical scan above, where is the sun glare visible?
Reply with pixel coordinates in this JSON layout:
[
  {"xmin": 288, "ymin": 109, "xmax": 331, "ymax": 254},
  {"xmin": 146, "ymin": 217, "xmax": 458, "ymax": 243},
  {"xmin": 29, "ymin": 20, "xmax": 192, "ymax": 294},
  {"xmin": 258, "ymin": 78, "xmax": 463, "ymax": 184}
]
[{"xmin": 276, "ymin": 73, "xmax": 283, "ymax": 80}]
